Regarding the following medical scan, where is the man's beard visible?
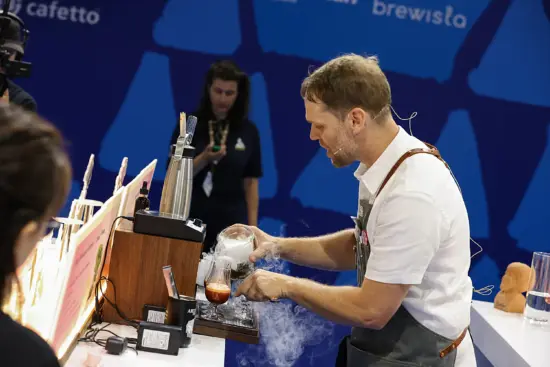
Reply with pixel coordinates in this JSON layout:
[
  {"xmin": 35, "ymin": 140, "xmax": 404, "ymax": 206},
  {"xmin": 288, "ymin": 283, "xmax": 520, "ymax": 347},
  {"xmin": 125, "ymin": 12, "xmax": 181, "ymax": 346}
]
[
  {"xmin": 330, "ymin": 147, "xmax": 354, "ymax": 168},
  {"xmin": 327, "ymin": 131, "xmax": 357, "ymax": 168}
]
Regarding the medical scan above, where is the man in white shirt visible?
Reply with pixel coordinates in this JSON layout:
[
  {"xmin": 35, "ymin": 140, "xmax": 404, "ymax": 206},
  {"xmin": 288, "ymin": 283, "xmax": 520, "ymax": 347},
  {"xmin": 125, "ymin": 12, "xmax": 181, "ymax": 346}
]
[{"xmin": 233, "ymin": 54, "xmax": 476, "ymax": 366}]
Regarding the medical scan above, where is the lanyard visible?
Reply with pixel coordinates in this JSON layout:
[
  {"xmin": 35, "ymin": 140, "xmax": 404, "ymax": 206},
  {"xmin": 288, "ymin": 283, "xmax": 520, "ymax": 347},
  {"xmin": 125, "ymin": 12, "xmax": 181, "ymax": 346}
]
[
  {"xmin": 207, "ymin": 120, "xmax": 230, "ymax": 173},
  {"xmin": 208, "ymin": 120, "xmax": 230, "ymax": 149}
]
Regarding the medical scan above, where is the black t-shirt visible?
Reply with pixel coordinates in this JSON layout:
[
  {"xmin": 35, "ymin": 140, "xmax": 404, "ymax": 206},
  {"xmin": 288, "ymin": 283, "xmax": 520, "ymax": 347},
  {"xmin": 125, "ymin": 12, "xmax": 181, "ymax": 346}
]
[
  {"xmin": 7, "ymin": 79, "xmax": 37, "ymax": 112},
  {"xmin": 169, "ymin": 115, "xmax": 263, "ymax": 218},
  {"xmin": 0, "ymin": 310, "xmax": 61, "ymax": 367}
]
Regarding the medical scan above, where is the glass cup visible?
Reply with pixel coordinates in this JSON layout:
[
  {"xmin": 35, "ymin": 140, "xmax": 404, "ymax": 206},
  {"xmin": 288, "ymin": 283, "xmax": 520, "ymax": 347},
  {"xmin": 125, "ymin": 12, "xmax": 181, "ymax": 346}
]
[
  {"xmin": 196, "ymin": 254, "xmax": 214, "ymax": 287},
  {"xmin": 216, "ymin": 226, "xmax": 255, "ymax": 280},
  {"xmin": 204, "ymin": 257, "xmax": 232, "ymax": 321},
  {"xmin": 524, "ymin": 252, "xmax": 550, "ymax": 325}
]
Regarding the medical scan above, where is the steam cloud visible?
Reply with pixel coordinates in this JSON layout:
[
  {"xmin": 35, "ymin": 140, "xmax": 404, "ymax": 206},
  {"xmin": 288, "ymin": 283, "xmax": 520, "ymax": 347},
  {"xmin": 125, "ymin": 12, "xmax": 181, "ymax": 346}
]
[{"xmin": 236, "ymin": 225, "xmax": 336, "ymax": 366}]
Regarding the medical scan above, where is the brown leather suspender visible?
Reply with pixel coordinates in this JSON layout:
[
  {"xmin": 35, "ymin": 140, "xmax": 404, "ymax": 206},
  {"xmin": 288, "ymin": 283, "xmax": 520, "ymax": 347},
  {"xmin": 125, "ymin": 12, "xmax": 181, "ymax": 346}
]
[
  {"xmin": 440, "ymin": 328, "xmax": 468, "ymax": 358},
  {"xmin": 374, "ymin": 143, "xmax": 449, "ymax": 199},
  {"xmin": 372, "ymin": 142, "xmax": 468, "ymax": 358}
]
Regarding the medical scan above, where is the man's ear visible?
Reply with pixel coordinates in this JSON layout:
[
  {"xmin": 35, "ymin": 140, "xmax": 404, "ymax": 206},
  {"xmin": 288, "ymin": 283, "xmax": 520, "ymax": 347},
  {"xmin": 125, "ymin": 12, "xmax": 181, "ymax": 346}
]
[{"xmin": 349, "ymin": 107, "xmax": 368, "ymax": 134}]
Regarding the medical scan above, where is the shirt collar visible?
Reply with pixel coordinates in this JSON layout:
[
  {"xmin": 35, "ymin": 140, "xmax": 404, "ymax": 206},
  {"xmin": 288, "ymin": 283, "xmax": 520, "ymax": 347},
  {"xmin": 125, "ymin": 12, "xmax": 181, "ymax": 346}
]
[{"xmin": 354, "ymin": 126, "xmax": 415, "ymax": 196}]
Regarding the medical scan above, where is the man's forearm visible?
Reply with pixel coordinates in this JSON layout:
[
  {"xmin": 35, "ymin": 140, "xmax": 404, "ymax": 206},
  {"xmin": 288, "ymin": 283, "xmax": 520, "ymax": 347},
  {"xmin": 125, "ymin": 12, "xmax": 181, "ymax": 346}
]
[
  {"xmin": 285, "ymin": 277, "xmax": 377, "ymax": 328},
  {"xmin": 276, "ymin": 229, "xmax": 356, "ymax": 271}
]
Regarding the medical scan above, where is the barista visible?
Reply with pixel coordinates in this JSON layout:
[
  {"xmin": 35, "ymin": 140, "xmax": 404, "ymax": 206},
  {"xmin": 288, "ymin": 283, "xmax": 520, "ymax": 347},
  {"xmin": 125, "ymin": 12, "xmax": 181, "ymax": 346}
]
[
  {"xmin": 0, "ymin": 104, "xmax": 70, "ymax": 366},
  {"xmin": 169, "ymin": 60, "xmax": 262, "ymax": 253},
  {"xmin": 232, "ymin": 55, "xmax": 476, "ymax": 366}
]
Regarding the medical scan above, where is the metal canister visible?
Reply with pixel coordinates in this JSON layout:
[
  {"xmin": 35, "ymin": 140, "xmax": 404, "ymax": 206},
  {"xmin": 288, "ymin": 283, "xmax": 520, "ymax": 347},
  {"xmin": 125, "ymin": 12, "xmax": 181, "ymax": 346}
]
[
  {"xmin": 167, "ymin": 295, "xmax": 197, "ymax": 348},
  {"xmin": 159, "ymin": 143, "xmax": 195, "ymax": 220}
]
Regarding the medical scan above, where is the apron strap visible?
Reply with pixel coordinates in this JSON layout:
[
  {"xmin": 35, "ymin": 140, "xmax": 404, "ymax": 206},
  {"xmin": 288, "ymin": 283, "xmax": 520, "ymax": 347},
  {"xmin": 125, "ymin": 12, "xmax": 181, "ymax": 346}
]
[
  {"xmin": 374, "ymin": 143, "xmax": 448, "ymax": 199},
  {"xmin": 439, "ymin": 328, "xmax": 468, "ymax": 358},
  {"xmin": 372, "ymin": 142, "xmax": 463, "ymax": 359}
]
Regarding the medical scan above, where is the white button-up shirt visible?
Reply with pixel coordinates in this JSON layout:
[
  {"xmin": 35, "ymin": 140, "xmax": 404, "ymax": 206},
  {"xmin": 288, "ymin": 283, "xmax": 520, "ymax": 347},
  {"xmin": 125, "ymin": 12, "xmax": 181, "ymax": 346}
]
[{"xmin": 354, "ymin": 126, "xmax": 475, "ymax": 366}]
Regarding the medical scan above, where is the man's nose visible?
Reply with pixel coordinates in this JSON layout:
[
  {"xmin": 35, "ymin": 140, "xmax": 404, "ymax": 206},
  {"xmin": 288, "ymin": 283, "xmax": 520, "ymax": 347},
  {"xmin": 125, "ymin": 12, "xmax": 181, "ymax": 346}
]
[{"xmin": 309, "ymin": 127, "xmax": 319, "ymax": 141}]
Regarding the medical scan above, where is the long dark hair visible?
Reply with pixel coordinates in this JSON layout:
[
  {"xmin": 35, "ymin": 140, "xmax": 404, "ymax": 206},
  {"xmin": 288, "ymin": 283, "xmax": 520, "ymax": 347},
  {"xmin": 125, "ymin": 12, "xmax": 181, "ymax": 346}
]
[
  {"xmin": 195, "ymin": 60, "xmax": 251, "ymax": 125},
  {"xmin": 0, "ymin": 104, "xmax": 71, "ymax": 304}
]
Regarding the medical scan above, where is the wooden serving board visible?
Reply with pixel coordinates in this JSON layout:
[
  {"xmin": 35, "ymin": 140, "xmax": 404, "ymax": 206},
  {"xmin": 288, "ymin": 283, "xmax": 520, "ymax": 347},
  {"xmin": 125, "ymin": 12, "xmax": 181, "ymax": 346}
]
[{"xmin": 193, "ymin": 300, "xmax": 259, "ymax": 344}]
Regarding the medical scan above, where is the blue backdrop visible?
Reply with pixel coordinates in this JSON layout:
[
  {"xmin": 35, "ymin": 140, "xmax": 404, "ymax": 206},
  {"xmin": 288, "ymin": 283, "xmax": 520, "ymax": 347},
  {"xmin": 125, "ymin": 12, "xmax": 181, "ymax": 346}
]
[{"xmin": 13, "ymin": 0, "xmax": 550, "ymax": 365}]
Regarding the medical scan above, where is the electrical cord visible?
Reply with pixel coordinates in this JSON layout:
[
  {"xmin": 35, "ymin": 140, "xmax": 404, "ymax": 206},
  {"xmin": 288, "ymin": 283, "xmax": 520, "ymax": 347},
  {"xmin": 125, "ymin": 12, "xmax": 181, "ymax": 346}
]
[
  {"xmin": 95, "ymin": 276, "xmax": 139, "ymax": 328},
  {"xmin": 78, "ymin": 322, "xmax": 138, "ymax": 355},
  {"xmin": 97, "ymin": 215, "xmax": 134, "ymax": 281},
  {"xmin": 80, "ymin": 215, "xmax": 141, "ymax": 355},
  {"xmin": 93, "ymin": 215, "xmax": 137, "ymax": 326}
]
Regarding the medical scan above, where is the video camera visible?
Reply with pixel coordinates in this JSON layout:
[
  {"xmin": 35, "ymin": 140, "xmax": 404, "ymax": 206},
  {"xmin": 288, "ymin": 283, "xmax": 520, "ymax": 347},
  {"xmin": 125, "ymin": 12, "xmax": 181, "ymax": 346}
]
[{"xmin": 0, "ymin": 0, "xmax": 31, "ymax": 78}]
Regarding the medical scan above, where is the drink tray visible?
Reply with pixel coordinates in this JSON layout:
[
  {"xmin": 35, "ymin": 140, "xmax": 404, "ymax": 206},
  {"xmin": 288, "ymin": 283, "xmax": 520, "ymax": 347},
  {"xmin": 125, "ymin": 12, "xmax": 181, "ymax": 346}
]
[{"xmin": 193, "ymin": 298, "xmax": 259, "ymax": 344}]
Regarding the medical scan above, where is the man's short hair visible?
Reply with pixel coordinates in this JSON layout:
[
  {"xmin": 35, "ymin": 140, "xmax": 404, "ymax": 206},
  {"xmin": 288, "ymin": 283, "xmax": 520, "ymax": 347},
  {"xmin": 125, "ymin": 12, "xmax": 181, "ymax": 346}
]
[{"xmin": 300, "ymin": 54, "xmax": 392, "ymax": 120}]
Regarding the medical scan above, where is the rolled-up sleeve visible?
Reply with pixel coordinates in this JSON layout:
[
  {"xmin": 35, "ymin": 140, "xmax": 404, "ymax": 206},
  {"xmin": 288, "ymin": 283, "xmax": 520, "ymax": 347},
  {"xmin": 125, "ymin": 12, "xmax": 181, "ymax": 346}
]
[{"xmin": 365, "ymin": 190, "xmax": 443, "ymax": 285}]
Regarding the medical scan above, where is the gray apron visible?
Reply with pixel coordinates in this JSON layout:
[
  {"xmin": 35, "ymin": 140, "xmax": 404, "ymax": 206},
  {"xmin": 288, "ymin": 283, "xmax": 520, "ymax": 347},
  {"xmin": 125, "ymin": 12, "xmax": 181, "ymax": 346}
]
[{"xmin": 337, "ymin": 145, "xmax": 468, "ymax": 367}]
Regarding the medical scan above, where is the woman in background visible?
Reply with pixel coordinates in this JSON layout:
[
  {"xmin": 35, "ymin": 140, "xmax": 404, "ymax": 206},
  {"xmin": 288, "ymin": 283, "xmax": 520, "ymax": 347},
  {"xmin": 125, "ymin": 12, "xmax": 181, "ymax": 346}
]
[
  {"xmin": 170, "ymin": 60, "xmax": 262, "ymax": 253},
  {"xmin": 0, "ymin": 104, "xmax": 70, "ymax": 366}
]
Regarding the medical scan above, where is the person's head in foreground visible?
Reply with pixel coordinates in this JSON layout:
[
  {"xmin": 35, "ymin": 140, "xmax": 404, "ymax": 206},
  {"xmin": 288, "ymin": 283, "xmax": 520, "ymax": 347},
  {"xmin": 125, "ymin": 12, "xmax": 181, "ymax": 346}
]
[
  {"xmin": 301, "ymin": 54, "xmax": 395, "ymax": 168},
  {"xmin": 0, "ymin": 103, "xmax": 71, "ymax": 306}
]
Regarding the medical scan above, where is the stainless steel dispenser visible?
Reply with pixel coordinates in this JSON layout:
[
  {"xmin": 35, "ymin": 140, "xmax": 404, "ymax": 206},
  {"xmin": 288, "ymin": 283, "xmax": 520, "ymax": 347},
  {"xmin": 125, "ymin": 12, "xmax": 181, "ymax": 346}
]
[
  {"xmin": 160, "ymin": 114, "xmax": 198, "ymax": 220},
  {"xmin": 160, "ymin": 144, "xmax": 195, "ymax": 219}
]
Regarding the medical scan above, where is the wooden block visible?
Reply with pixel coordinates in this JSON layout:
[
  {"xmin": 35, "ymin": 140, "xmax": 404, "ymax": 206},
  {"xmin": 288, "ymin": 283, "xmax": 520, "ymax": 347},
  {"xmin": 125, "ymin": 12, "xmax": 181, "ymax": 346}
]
[{"xmin": 103, "ymin": 229, "xmax": 202, "ymax": 323}]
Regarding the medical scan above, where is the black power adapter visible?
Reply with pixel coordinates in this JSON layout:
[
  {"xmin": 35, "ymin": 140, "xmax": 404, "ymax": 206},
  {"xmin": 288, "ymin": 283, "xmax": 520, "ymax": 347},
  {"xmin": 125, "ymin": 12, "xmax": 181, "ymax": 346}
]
[
  {"xmin": 143, "ymin": 304, "xmax": 167, "ymax": 324},
  {"xmin": 105, "ymin": 336, "xmax": 128, "ymax": 355},
  {"xmin": 136, "ymin": 321, "xmax": 182, "ymax": 356}
]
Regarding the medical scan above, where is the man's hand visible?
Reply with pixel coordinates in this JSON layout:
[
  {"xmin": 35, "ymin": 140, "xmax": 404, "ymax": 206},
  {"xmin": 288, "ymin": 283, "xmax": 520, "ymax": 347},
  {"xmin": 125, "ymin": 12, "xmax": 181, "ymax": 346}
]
[
  {"xmin": 235, "ymin": 269, "xmax": 293, "ymax": 302},
  {"xmin": 226, "ymin": 224, "xmax": 280, "ymax": 262}
]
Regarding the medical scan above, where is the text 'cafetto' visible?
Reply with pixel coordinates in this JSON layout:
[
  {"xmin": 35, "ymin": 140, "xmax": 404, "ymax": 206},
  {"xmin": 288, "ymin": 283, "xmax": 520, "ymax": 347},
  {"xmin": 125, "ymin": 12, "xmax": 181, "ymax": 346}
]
[{"xmin": 10, "ymin": 0, "xmax": 101, "ymax": 25}]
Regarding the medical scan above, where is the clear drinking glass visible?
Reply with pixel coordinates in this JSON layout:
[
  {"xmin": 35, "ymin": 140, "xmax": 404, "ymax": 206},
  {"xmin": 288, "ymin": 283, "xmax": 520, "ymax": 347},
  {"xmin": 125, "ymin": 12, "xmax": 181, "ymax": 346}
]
[
  {"xmin": 196, "ymin": 255, "xmax": 213, "ymax": 287},
  {"xmin": 524, "ymin": 252, "xmax": 550, "ymax": 325},
  {"xmin": 204, "ymin": 257, "xmax": 232, "ymax": 321},
  {"xmin": 216, "ymin": 226, "xmax": 255, "ymax": 280}
]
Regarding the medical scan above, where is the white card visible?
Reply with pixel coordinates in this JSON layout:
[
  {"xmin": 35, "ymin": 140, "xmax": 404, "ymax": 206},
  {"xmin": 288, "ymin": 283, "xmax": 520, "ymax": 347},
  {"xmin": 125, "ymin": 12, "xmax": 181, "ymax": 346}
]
[{"xmin": 202, "ymin": 171, "xmax": 213, "ymax": 197}]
